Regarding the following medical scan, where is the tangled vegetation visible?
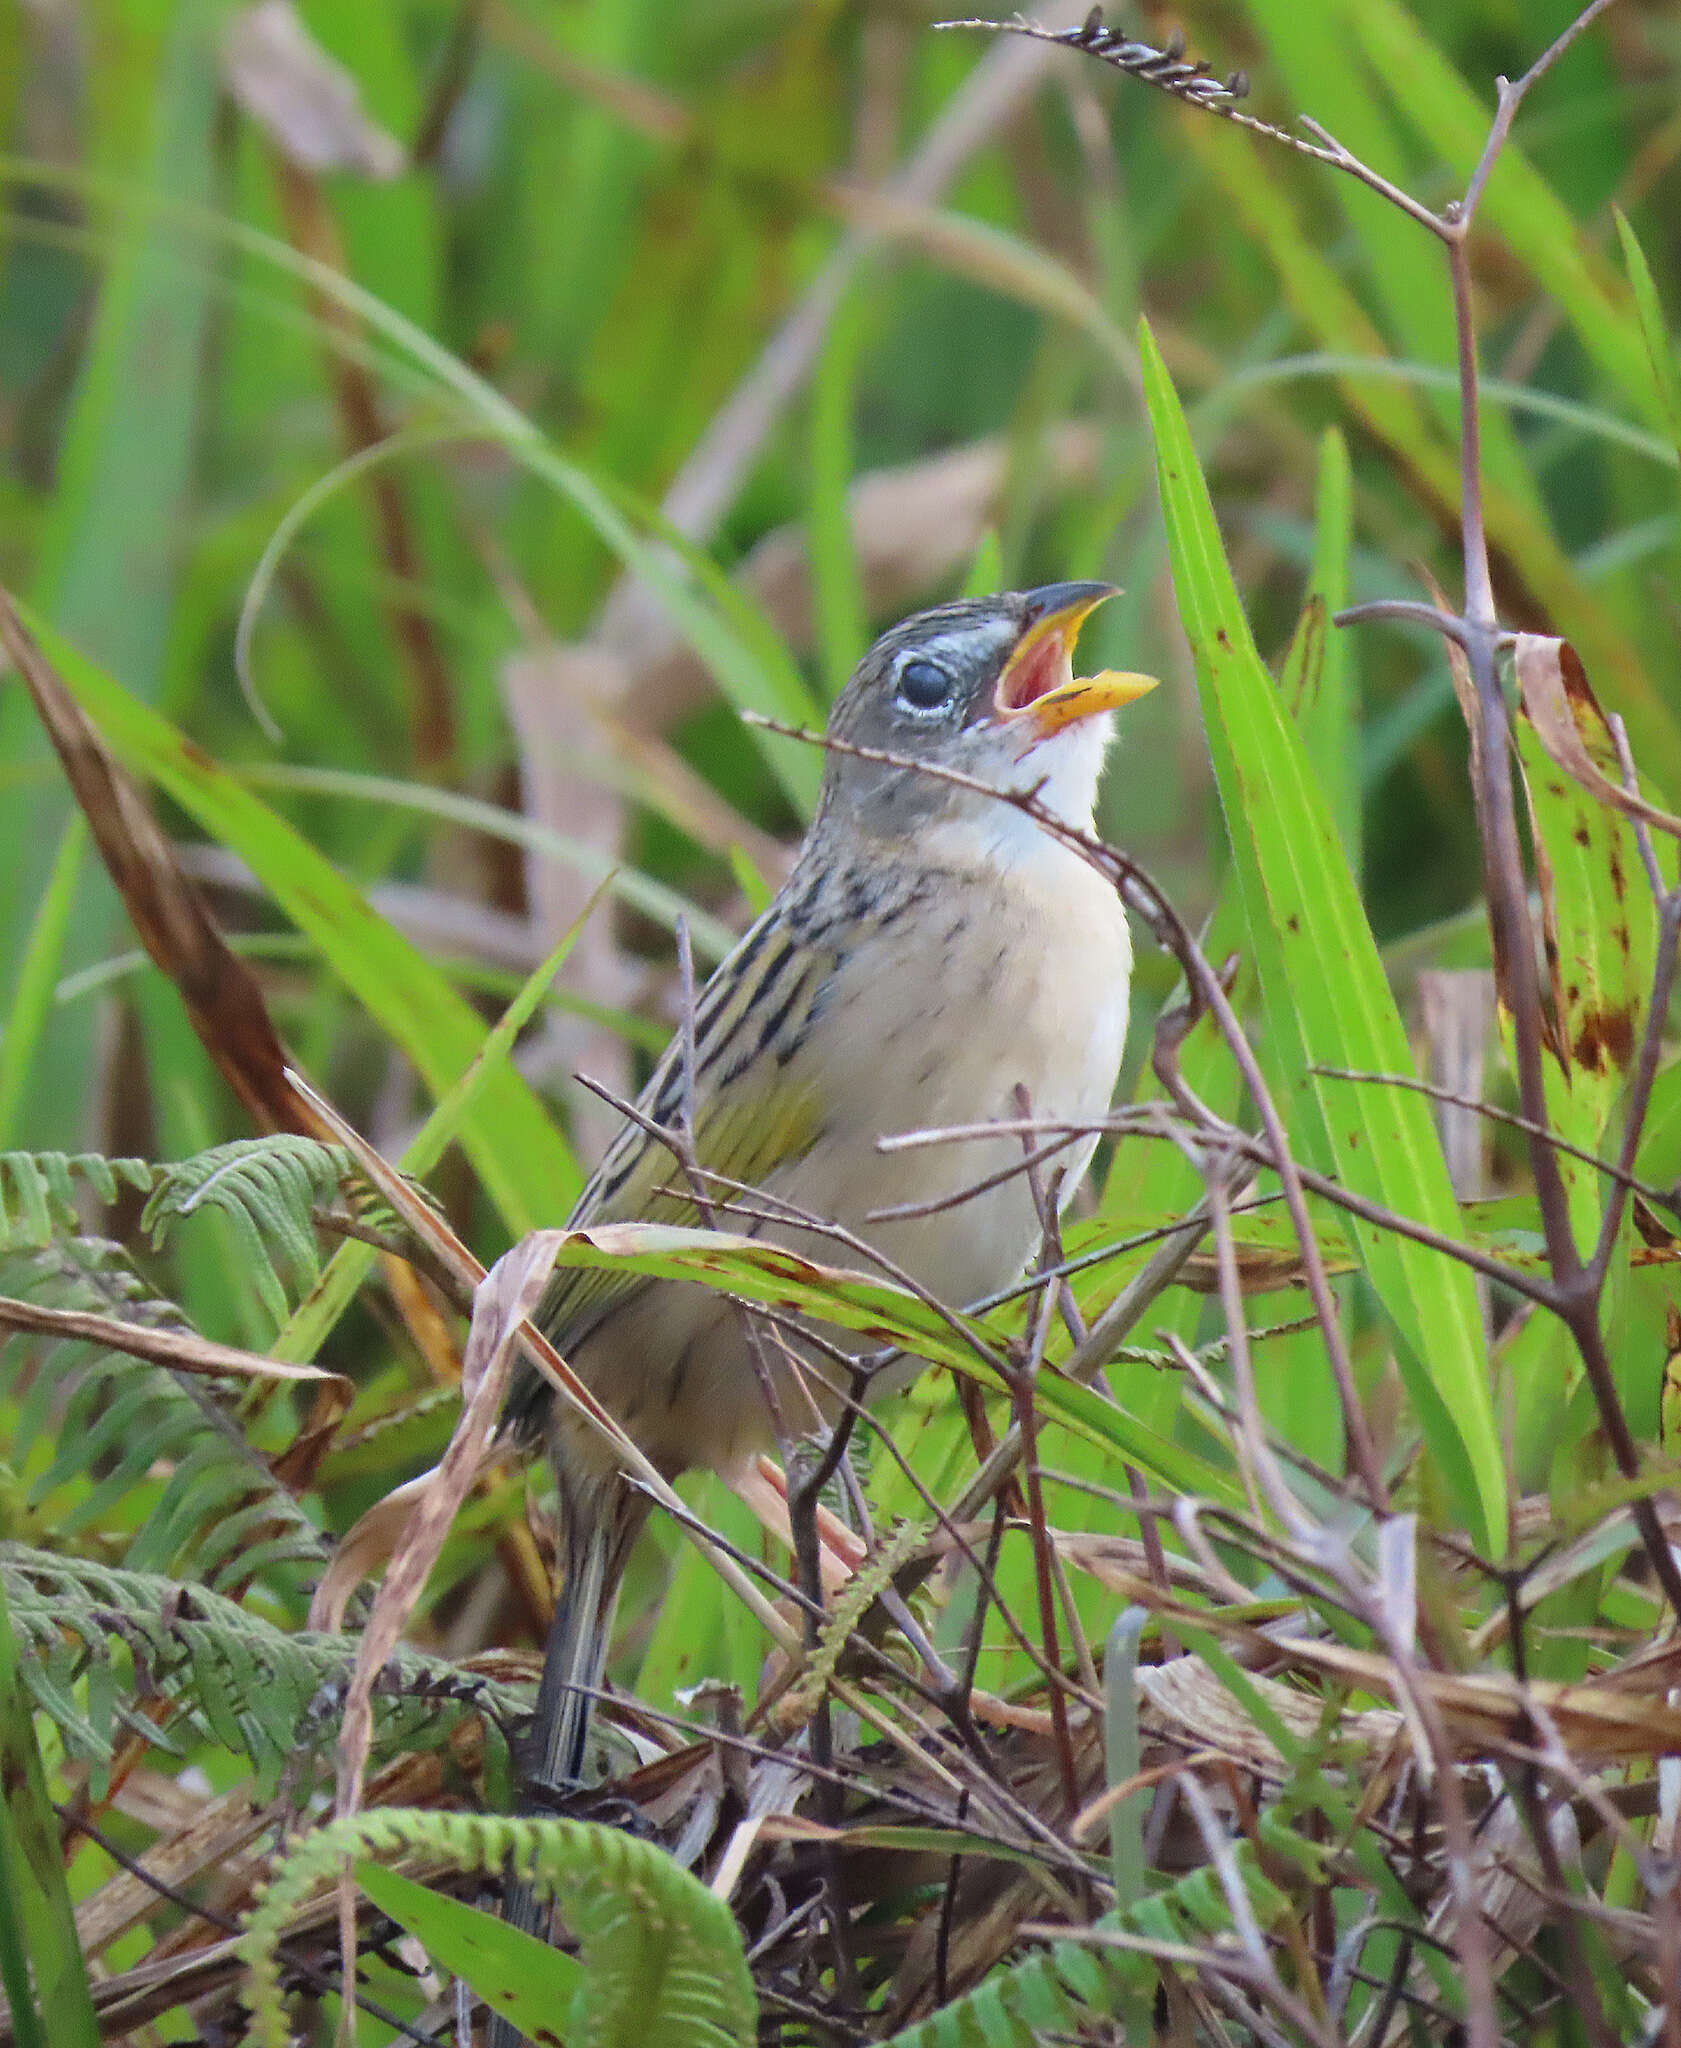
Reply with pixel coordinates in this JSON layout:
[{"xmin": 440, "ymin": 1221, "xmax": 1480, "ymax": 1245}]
[{"xmin": 3, "ymin": 2, "xmax": 1681, "ymax": 2043}]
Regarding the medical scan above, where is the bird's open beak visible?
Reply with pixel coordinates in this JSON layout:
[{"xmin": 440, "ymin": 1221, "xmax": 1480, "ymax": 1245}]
[{"xmin": 992, "ymin": 582, "xmax": 1158, "ymax": 737}]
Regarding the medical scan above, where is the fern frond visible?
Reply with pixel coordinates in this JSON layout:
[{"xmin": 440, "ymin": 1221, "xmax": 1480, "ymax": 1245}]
[
  {"xmin": 240, "ymin": 1809, "xmax": 757, "ymax": 2048},
  {"xmin": 0, "ymin": 1234, "xmax": 328, "ymax": 1597},
  {"xmin": 0, "ymin": 1546, "xmax": 528, "ymax": 1791},
  {"xmin": 784, "ymin": 1517, "xmax": 928, "ymax": 1718},
  {"xmin": 140, "ymin": 1136, "xmax": 352, "ymax": 1328},
  {"xmin": 1, "ymin": 1137, "xmax": 376, "ymax": 1331},
  {"xmin": 0, "ymin": 1151, "xmax": 154, "ymax": 1251}
]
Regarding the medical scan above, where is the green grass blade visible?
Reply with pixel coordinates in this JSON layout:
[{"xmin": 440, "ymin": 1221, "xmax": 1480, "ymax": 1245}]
[
  {"xmin": 0, "ymin": 814, "xmax": 87, "ymax": 1148},
  {"xmin": 1340, "ymin": 0, "xmax": 1654, "ymax": 425},
  {"xmin": 1613, "ymin": 208, "xmax": 1681, "ymax": 523},
  {"xmin": 961, "ymin": 528, "xmax": 1003, "ymax": 599},
  {"xmin": 809, "ymin": 275, "xmax": 871, "ymax": 698},
  {"xmin": 1182, "ymin": 118, "xmax": 1681, "ymax": 801},
  {"xmin": 274, "ymin": 894, "xmax": 605, "ymax": 1365},
  {"xmin": 0, "ymin": 1573, "xmax": 102, "ymax": 2048},
  {"xmin": 0, "ymin": 12, "xmax": 216, "ymax": 1142},
  {"xmin": 239, "ymin": 761, "xmax": 739, "ymax": 966},
  {"xmin": 1239, "ymin": 0, "xmax": 1545, "ymax": 523},
  {"xmin": 1139, "ymin": 317, "xmax": 1503, "ymax": 1552},
  {"xmin": 1283, "ymin": 428, "xmax": 1356, "ymax": 870}
]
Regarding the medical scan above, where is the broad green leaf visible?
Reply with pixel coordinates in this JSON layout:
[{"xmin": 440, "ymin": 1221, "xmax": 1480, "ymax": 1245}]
[
  {"xmin": 1139, "ymin": 317, "xmax": 1503, "ymax": 1552},
  {"xmin": 538, "ymin": 1220, "xmax": 1235, "ymax": 1502},
  {"xmin": 1071, "ymin": 1203, "xmax": 1359, "ymax": 1312},
  {"xmin": 1638, "ymin": 1058, "xmax": 1681, "ymax": 1193},
  {"xmin": 355, "ymin": 1859, "xmax": 583, "ymax": 2036},
  {"xmin": 14, "ymin": 604, "xmax": 581, "ymax": 1238},
  {"xmin": 1514, "ymin": 680, "xmax": 1659, "ymax": 1259},
  {"xmin": 1099, "ymin": 892, "xmax": 1254, "ymax": 1434},
  {"xmin": 634, "ymin": 1475, "xmax": 767, "ymax": 1708}
]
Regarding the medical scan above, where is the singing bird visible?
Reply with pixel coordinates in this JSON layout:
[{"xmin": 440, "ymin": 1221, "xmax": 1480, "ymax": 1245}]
[{"xmin": 497, "ymin": 584, "xmax": 1153, "ymax": 1975}]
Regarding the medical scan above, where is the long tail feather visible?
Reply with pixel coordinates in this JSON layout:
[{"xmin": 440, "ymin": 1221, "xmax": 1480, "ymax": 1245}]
[{"xmin": 488, "ymin": 1485, "xmax": 642, "ymax": 2048}]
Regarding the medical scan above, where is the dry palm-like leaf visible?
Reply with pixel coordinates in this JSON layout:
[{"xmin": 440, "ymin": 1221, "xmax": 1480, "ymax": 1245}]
[
  {"xmin": 1136, "ymin": 1654, "xmax": 1403, "ymax": 1776},
  {"xmin": 331, "ymin": 1232, "xmax": 561, "ymax": 1822},
  {"xmin": 74, "ymin": 1779, "xmax": 270, "ymax": 1962}
]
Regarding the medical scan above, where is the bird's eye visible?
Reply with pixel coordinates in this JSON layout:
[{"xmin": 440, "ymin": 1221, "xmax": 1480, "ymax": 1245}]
[{"xmin": 895, "ymin": 658, "xmax": 955, "ymax": 713}]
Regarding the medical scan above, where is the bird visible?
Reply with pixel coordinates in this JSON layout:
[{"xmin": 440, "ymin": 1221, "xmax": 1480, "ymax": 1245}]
[{"xmin": 493, "ymin": 583, "xmax": 1154, "ymax": 2006}]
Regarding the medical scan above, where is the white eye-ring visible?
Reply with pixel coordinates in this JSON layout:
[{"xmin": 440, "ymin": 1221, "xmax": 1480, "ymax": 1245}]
[{"xmin": 895, "ymin": 657, "xmax": 956, "ymax": 714}]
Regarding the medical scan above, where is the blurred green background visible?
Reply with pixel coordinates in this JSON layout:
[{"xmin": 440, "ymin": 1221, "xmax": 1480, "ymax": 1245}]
[
  {"xmin": 6, "ymin": 16, "xmax": 1681, "ymax": 2029},
  {"xmin": 1, "ymin": 0, "xmax": 1677, "ymax": 1321}
]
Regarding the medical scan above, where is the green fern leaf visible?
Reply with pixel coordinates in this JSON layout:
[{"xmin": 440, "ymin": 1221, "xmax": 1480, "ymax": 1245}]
[
  {"xmin": 240, "ymin": 1811, "xmax": 756, "ymax": 2048},
  {"xmin": 0, "ymin": 1152, "xmax": 156, "ymax": 1252},
  {"xmin": 0, "ymin": 1228, "xmax": 327, "ymax": 1596},
  {"xmin": 883, "ymin": 1841, "xmax": 1296, "ymax": 2048},
  {"xmin": 140, "ymin": 1136, "xmax": 350, "ymax": 1329},
  {"xmin": 0, "ymin": 1547, "xmax": 527, "ymax": 1791}
]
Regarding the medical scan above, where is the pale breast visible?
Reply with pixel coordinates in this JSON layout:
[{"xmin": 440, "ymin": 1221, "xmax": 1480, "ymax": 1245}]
[
  {"xmin": 793, "ymin": 827, "xmax": 1130, "ymax": 1307},
  {"xmin": 558, "ymin": 832, "xmax": 1132, "ymax": 1486}
]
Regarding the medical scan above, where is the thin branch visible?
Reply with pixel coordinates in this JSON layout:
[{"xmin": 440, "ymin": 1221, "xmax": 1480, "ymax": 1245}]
[
  {"xmin": 746, "ymin": 712, "xmax": 1394, "ymax": 1521},
  {"xmin": 1452, "ymin": 0, "xmax": 1624, "ymax": 232},
  {"xmin": 1309, "ymin": 1067, "xmax": 1678, "ymax": 1216},
  {"xmin": 1332, "ymin": 599, "xmax": 1475, "ymax": 645}
]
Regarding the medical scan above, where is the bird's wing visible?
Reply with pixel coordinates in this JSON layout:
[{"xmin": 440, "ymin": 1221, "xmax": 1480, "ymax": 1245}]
[{"xmin": 503, "ymin": 907, "xmax": 839, "ymax": 1443}]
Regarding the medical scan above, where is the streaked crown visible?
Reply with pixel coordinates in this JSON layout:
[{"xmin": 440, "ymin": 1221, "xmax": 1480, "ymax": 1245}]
[{"xmin": 813, "ymin": 583, "xmax": 1155, "ymax": 841}]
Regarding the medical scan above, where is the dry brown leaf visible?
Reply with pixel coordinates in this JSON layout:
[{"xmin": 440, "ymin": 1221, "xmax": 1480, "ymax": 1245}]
[
  {"xmin": 0, "ymin": 1292, "xmax": 350, "ymax": 1483},
  {"xmin": 1049, "ymin": 1530, "xmax": 1230, "ymax": 1605},
  {"xmin": 309, "ymin": 1469, "xmax": 442, "ymax": 1638},
  {"xmin": 333, "ymin": 1232, "xmax": 562, "ymax": 1820},
  {"xmin": 77, "ymin": 1782, "xmax": 270, "ymax": 1961},
  {"xmin": 1140, "ymin": 1657, "xmax": 1403, "ymax": 1775},
  {"xmin": 0, "ymin": 591, "xmax": 328, "ymax": 1139},
  {"xmin": 1513, "ymin": 633, "xmax": 1681, "ymax": 841},
  {"xmin": 1274, "ymin": 1633, "xmax": 1681, "ymax": 1761},
  {"xmin": 222, "ymin": 0, "xmax": 405, "ymax": 178}
]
